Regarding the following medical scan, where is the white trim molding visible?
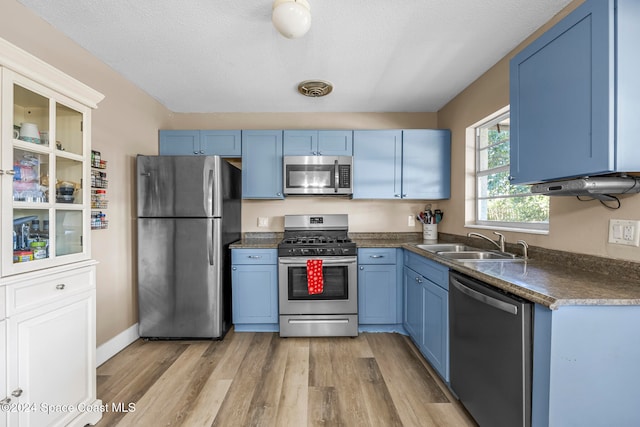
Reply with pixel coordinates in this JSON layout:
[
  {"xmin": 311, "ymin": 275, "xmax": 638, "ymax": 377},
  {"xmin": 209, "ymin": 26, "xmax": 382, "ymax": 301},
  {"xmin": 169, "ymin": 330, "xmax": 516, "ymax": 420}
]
[
  {"xmin": 96, "ymin": 323, "xmax": 140, "ymax": 366},
  {"xmin": 0, "ymin": 37, "xmax": 104, "ymax": 108}
]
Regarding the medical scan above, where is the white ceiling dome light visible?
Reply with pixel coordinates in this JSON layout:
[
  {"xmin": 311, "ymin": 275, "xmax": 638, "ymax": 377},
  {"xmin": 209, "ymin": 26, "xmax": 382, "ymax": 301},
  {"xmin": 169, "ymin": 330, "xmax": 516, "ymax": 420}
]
[{"xmin": 272, "ymin": 0, "xmax": 311, "ymax": 39}]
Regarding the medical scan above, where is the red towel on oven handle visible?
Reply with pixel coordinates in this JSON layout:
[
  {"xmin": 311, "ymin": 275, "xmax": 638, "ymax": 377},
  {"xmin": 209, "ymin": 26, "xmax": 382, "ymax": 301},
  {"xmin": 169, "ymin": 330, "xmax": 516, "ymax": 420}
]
[{"xmin": 307, "ymin": 259, "xmax": 324, "ymax": 295}]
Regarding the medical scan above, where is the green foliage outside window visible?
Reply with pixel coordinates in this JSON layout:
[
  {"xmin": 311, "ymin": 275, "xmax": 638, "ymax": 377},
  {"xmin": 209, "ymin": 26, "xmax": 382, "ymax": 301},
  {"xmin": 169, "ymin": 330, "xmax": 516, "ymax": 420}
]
[{"xmin": 477, "ymin": 117, "xmax": 549, "ymax": 226}]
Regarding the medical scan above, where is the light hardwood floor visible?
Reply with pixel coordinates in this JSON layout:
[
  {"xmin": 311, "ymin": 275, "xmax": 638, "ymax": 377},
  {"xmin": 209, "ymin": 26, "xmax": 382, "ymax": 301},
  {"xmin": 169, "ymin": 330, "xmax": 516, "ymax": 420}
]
[{"xmin": 95, "ymin": 330, "xmax": 476, "ymax": 426}]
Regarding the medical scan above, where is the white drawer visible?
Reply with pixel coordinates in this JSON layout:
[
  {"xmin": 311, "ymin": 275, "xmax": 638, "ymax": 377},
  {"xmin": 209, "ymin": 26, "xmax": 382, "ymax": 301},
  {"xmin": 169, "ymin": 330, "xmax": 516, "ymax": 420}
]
[{"xmin": 6, "ymin": 267, "xmax": 94, "ymax": 316}]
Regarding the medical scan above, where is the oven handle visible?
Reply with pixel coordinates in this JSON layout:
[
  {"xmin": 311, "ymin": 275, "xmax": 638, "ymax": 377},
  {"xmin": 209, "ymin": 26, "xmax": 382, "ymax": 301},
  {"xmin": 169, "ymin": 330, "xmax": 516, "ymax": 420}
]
[
  {"xmin": 278, "ymin": 257, "xmax": 357, "ymax": 265},
  {"xmin": 288, "ymin": 319, "xmax": 349, "ymax": 324}
]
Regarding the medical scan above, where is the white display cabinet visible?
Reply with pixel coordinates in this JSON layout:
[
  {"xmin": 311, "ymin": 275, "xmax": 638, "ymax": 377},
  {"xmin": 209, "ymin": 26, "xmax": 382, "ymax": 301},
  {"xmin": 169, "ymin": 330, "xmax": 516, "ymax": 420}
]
[
  {"xmin": 2, "ymin": 69, "xmax": 93, "ymax": 276},
  {"xmin": 0, "ymin": 37, "xmax": 104, "ymax": 426}
]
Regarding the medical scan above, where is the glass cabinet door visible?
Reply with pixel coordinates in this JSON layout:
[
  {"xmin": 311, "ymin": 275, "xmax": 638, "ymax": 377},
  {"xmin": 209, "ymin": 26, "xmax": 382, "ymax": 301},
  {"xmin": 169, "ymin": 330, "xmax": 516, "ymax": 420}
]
[{"xmin": 3, "ymin": 69, "xmax": 90, "ymax": 274}]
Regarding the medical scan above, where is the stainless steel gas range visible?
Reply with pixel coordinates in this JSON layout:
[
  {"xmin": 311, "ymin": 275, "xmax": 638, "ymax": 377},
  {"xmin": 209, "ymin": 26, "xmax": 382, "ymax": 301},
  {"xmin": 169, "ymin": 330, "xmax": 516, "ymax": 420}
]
[{"xmin": 277, "ymin": 214, "xmax": 358, "ymax": 337}]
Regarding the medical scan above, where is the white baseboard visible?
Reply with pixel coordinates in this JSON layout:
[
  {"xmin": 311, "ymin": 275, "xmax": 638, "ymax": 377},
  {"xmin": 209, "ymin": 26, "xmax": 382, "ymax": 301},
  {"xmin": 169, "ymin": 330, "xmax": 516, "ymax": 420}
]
[{"xmin": 96, "ymin": 323, "xmax": 139, "ymax": 366}]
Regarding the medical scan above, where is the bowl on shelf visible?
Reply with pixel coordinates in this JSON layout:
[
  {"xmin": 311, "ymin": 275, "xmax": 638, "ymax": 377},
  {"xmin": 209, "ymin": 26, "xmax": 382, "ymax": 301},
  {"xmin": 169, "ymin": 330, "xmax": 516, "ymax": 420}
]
[
  {"xmin": 56, "ymin": 195, "xmax": 75, "ymax": 203},
  {"xmin": 56, "ymin": 187, "xmax": 75, "ymax": 196}
]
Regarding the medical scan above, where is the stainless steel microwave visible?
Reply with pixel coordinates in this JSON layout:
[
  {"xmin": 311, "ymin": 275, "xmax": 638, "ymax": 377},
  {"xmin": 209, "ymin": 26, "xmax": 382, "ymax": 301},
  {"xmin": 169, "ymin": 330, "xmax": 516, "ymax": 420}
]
[{"xmin": 283, "ymin": 156, "xmax": 353, "ymax": 196}]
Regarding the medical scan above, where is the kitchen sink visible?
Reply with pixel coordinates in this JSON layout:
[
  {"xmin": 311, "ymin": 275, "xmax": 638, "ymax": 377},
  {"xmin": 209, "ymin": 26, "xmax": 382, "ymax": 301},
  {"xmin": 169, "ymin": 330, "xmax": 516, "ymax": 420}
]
[
  {"xmin": 437, "ymin": 251, "xmax": 523, "ymax": 261},
  {"xmin": 416, "ymin": 243, "xmax": 480, "ymax": 253}
]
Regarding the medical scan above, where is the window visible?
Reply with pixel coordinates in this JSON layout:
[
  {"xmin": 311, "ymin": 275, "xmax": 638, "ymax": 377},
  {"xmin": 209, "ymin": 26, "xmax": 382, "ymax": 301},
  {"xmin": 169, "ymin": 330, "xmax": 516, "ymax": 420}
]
[{"xmin": 474, "ymin": 110, "xmax": 549, "ymax": 231}]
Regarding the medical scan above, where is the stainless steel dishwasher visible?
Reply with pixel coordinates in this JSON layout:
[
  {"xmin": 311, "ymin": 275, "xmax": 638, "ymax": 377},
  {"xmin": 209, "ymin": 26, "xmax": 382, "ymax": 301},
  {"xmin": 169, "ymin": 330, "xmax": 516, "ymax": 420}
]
[{"xmin": 449, "ymin": 271, "xmax": 533, "ymax": 427}]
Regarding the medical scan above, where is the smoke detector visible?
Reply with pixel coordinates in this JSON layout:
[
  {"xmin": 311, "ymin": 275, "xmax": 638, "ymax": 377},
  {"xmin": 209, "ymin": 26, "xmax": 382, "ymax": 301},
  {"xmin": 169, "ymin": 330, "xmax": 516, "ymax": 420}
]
[{"xmin": 297, "ymin": 80, "xmax": 333, "ymax": 97}]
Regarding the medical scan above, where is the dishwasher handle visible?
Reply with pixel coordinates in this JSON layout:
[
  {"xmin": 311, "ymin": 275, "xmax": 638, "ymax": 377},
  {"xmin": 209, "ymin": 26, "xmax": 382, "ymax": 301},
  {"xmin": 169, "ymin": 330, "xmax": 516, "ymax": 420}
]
[{"xmin": 451, "ymin": 277, "xmax": 518, "ymax": 315}]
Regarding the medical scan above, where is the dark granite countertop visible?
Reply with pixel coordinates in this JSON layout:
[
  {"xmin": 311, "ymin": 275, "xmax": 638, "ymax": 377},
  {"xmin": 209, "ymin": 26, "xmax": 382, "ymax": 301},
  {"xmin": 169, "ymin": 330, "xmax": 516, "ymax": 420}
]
[
  {"xmin": 403, "ymin": 243, "xmax": 640, "ymax": 309},
  {"xmin": 230, "ymin": 233, "xmax": 282, "ymax": 249},
  {"xmin": 231, "ymin": 232, "xmax": 640, "ymax": 309}
]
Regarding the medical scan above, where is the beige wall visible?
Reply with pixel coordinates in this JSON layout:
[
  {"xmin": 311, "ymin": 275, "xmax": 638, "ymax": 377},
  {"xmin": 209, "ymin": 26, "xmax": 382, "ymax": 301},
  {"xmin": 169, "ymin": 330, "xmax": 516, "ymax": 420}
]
[{"xmin": 3, "ymin": 0, "xmax": 638, "ymax": 348}]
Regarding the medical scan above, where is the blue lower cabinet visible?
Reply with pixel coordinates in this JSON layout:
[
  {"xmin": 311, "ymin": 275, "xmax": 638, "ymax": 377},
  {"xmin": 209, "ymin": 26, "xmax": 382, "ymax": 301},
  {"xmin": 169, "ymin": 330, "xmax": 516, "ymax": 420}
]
[
  {"xmin": 357, "ymin": 248, "xmax": 404, "ymax": 333},
  {"xmin": 231, "ymin": 249, "xmax": 278, "ymax": 332},
  {"xmin": 403, "ymin": 251, "xmax": 449, "ymax": 382}
]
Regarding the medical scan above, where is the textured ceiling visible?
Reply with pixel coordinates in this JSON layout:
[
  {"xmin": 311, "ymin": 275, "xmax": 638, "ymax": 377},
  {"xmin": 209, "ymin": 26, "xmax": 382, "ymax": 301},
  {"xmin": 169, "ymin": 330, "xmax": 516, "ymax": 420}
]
[{"xmin": 17, "ymin": 0, "xmax": 572, "ymax": 113}]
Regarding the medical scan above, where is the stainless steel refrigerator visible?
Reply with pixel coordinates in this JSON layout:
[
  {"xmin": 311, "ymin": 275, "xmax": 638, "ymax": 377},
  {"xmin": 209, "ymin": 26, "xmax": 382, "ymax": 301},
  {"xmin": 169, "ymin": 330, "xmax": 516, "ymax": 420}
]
[{"xmin": 136, "ymin": 155, "xmax": 241, "ymax": 339}]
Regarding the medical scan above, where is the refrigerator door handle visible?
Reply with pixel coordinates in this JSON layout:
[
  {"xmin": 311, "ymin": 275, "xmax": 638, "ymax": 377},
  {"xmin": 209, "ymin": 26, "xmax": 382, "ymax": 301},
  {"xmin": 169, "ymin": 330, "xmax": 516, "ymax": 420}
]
[
  {"xmin": 207, "ymin": 169, "xmax": 214, "ymax": 217},
  {"xmin": 208, "ymin": 220, "xmax": 214, "ymax": 265}
]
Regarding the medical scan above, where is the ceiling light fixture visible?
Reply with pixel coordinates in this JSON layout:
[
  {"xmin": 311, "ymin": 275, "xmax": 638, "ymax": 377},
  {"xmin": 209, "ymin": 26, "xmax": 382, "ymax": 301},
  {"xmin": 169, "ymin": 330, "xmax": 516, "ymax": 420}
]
[{"xmin": 272, "ymin": 0, "xmax": 311, "ymax": 39}]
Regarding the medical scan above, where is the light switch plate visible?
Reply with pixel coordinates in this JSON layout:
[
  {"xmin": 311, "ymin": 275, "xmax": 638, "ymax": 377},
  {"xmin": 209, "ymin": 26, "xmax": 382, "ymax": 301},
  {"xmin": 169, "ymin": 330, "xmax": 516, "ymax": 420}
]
[
  {"xmin": 608, "ymin": 219, "xmax": 640, "ymax": 246},
  {"xmin": 408, "ymin": 215, "xmax": 415, "ymax": 227},
  {"xmin": 257, "ymin": 217, "xmax": 268, "ymax": 227}
]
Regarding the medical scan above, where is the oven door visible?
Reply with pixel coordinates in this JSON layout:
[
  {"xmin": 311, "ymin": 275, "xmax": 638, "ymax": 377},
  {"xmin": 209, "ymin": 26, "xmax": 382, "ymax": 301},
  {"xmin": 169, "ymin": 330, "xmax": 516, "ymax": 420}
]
[{"xmin": 278, "ymin": 256, "xmax": 357, "ymax": 315}]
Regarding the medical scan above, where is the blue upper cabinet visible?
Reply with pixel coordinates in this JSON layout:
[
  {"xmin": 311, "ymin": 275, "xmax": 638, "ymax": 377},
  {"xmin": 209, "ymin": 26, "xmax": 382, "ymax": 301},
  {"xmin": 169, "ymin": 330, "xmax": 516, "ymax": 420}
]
[
  {"xmin": 403, "ymin": 130, "xmax": 451, "ymax": 199},
  {"xmin": 353, "ymin": 130, "xmax": 402, "ymax": 199},
  {"xmin": 200, "ymin": 131, "xmax": 242, "ymax": 157},
  {"xmin": 158, "ymin": 130, "xmax": 200, "ymax": 155},
  {"xmin": 509, "ymin": 0, "xmax": 640, "ymax": 184},
  {"xmin": 353, "ymin": 129, "xmax": 450, "ymax": 199},
  {"xmin": 159, "ymin": 130, "xmax": 241, "ymax": 157},
  {"xmin": 283, "ymin": 130, "xmax": 353, "ymax": 156},
  {"xmin": 241, "ymin": 130, "xmax": 284, "ymax": 199}
]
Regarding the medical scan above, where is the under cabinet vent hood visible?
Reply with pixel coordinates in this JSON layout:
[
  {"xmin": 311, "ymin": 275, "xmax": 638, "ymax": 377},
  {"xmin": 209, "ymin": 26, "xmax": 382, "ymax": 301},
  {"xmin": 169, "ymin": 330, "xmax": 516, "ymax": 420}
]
[{"xmin": 530, "ymin": 176, "xmax": 640, "ymax": 201}]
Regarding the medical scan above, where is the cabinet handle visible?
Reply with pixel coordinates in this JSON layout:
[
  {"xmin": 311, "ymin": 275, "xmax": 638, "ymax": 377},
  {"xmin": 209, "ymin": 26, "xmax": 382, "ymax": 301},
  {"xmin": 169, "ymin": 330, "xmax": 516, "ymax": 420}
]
[
  {"xmin": 247, "ymin": 255, "xmax": 262, "ymax": 259},
  {"xmin": 193, "ymin": 151, "xmax": 198, "ymax": 154},
  {"xmin": 394, "ymin": 194, "xmax": 400, "ymax": 198},
  {"xmin": 56, "ymin": 284, "xmax": 65, "ymax": 290},
  {"xmin": 232, "ymin": 267, "xmax": 237, "ymax": 271},
  {"xmin": 11, "ymin": 388, "xmax": 23, "ymax": 398},
  {"xmin": 359, "ymin": 266, "xmax": 364, "ymax": 270},
  {"xmin": 0, "ymin": 397, "xmax": 10, "ymax": 404},
  {"xmin": 199, "ymin": 150, "xmax": 204, "ymax": 154},
  {"xmin": 0, "ymin": 170, "xmax": 3, "ymax": 175},
  {"xmin": 415, "ymin": 277, "xmax": 422, "ymax": 284},
  {"xmin": 5, "ymin": 170, "xmax": 15, "ymax": 175},
  {"xmin": 369, "ymin": 255, "xmax": 384, "ymax": 259}
]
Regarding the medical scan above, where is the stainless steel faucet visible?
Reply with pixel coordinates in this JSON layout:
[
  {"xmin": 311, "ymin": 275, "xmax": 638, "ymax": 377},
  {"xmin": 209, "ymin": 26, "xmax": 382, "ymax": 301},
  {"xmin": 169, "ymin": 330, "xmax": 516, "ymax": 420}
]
[
  {"xmin": 467, "ymin": 231, "xmax": 506, "ymax": 252},
  {"xmin": 517, "ymin": 240, "xmax": 529, "ymax": 260}
]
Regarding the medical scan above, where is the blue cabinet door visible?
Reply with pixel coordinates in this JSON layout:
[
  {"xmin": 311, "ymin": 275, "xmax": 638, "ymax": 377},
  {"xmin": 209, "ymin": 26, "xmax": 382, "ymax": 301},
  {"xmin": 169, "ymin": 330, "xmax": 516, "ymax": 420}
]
[
  {"xmin": 358, "ymin": 264, "xmax": 397, "ymax": 325},
  {"xmin": 509, "ymin": 0, "xmax": 640, "ymax": 184},
  {"xmin": 283, "ymin": 130, "xmax": 316, "ymax": 155},
  {"xmin": 317, "ymin": 130, "xmax": 353, "ymax": 155},
  {"xmin": 353, "ymin": 130, "xmax": 402, "ymax": 199},
  {"xmin": 231, "ymin": 264, "xmax": 278, "ymax": 324},
  {"xmin": 402, "ymin": 130, "xmax": 451, "ymax": 199},
  {"xmin": 403, "ymin": 266, "xmax": 424, "ymax": 344},
  {"xmin": 159, "ymin": 130, "xmax": 242, "ymax": 156},
  {"xmin": 159, "ymin": 130, "xmax": 200, "ymax": 155},
  {"xmin": 200, "ymin": 130, "xmax": 242, "ymax": 157},
  {"xmin": 283, "ymin": 130, "xmax": 353, "ymax": 156},
  {"xmin": 241, "ymin": 130, "xmax": 284, "ymax": 199},
  {"xmin": 423, "ymin": 280, "xmax": 449, "ymax": 382}
]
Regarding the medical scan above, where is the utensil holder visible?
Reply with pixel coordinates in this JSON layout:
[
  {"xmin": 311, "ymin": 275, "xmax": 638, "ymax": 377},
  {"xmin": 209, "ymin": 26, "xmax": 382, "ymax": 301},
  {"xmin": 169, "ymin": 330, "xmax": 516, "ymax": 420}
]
[{"xmin": 423, "ymin": 224, "xmax": 437, "ymax": 242}]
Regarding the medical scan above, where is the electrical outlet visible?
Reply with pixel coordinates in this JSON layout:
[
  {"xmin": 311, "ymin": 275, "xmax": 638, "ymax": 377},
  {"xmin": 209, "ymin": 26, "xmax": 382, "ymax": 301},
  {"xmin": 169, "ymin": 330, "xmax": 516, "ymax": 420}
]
[
  {"xmin": 408, "ymin": 215, "xmax": 415, "ymax": 227},
  {"xmin": 608, "ymin": 219, "xmax": 640, "ymax": 247},
  {"xmin": 257, "ymin": 217, "xmax": 268, "ymax": 228}
]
